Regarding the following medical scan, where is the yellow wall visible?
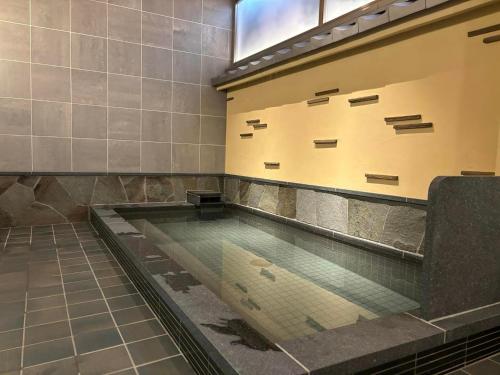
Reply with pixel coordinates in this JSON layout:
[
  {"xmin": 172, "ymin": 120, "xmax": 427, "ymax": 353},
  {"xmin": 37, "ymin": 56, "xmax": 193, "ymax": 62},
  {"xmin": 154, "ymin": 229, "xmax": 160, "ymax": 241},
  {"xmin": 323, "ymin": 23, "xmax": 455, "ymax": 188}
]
[{"xmin": 225, "ymin": 4, "xmax": 500, "ymax": 200}]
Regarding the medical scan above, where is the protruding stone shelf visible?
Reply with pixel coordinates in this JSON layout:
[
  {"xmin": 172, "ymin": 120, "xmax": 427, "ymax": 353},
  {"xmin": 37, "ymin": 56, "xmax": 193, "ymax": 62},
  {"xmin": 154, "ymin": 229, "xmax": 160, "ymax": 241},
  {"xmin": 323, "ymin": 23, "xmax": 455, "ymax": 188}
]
[
  {"xmin": 315, "ymin": 88, "xmax": 339, "ymax": 96},
  {"xmin": 385, "ymin": 115, "xmax": 422, "ymax": 122},
  {"xmin": 313, "ymin": 139, "xmax": 338, "ymax": 146},
  {"xmin": 240, "ymin": 133, "xmax": 253, "ymax": 138},
  {"xmin": 307, "ymin": 97, "xmax": 330, "ymax": 106},
  {"xmin": 461, "ymin": 171, "xmax": 495, "ymax": 176},
  {"xmin": 264, "ymin": 162, "xmax": 280, "ymax": 169},
  {"xmin": 483, "ymin": 34, "xmax": 500, "ymax": 44},
  {"xmin": 246, "ymin": 119, "xmax": 261, "ymax": 125},
  {"xmin": 468, "ymin": 23, "xmax": 500, "ymax": 37},
  {"xmin": 226, "ymin": 97, "xmax": 234, "ymax": 102},
  {"xmin": 393, "ymin": 123, "xmax": 433, "ymax": 130},
  {"xmin": 253, "ymin": 123, "xmax": 268, "ymax": 129},
  {"xmin": 348, "ymin": 95, "xmax": 379, "ymax": 104},
  {"xmin": 365, "ymin": 173, "xmax": 399, "ymax": 181}
]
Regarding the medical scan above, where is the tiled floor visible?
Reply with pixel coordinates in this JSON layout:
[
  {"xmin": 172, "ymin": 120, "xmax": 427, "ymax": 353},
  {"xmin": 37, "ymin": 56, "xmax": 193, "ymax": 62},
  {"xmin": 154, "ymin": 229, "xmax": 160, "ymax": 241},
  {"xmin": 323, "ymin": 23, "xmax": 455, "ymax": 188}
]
[
  {"xmin": 447, "ymin": 353, "xmax": 500, "ymax": 374},
  {"xmin": 0, "ymin": 223, "xmax": 195, "ymax": 374}
]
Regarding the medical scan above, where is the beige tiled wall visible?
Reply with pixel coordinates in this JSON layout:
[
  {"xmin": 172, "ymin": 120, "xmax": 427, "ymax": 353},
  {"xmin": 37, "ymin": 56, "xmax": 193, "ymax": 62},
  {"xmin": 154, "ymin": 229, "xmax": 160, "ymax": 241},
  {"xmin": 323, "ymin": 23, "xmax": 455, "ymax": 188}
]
[{"xmin": 0, "ymin": 0, "xmax": 232, "ymax": 173}]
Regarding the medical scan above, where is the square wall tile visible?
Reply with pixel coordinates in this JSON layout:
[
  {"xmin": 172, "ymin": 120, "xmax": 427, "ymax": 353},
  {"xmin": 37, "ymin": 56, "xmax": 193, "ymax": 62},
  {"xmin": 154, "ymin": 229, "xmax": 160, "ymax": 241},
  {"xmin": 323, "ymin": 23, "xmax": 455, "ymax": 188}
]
[
  {"xmin": 0, "ymin": 22, "xmax": 30, "ymax": 62},
  {"xmin": 72, "ymin": 34, "xmax": 107, "ymax": 72},
  {"xmin": 0, "ymin": 136, "xmax": 31, "ymax": 172},
  {"xmin": 142, "ymin": 111, "xmax": 171, "ymax": 142},
  {"xmin": 142, "ymin": 79, "xmax": 172, "ymax": 111},
  {"xmin": 0, "ymin": 61, "xmax": 30, "ymax": 99},
  {"xmin": 108, "ymin": 40, "xmax": 141, "ymax": 76},
  {"xmin": 32, "ymin": 64, "xmax": 71, "ymax": 102},
  {"xmin": 71, "ymin": 0, "xmax": 107, "ymax": 37},
  {"xmin": 203, "ymin": 0, "xmax": 233, "ymax": 29},
  {"xmin": 173, "ymin": 19, "xmax": 201, "ymax": 54},
  {"xmin": 142, "ymin": 46, "xmax": 172, "ymax": 80},
  {"xmin": 32, "ymin": 101, "xmax": 71, "ymax": 137},
  {"xmin": 142, "ymin": 13, "xmax": 172, "ymax": 49},
  {"xmin": 173, "ymin": 51, "xmax": 201, "ymax": 84},
  {"xmin": 174, "ymin": 0, "xmax": 202, "ymax": 22},
  {"xmin": 109, "ymin": 75, "xmax": 141, "ymax": 109},
  {"xmin": 141, "ymin": 142, "xmax": 171, "ymax": 173},
  {"xmin": 31, "ymin": 27, "xmax": 70, "ymax": 67},
  {"xmin": 72, "ymin": 105, "xmax": 107, "ymax": 139},
  {"xmin": 72, "ymin": 70, "xmax": 107, "ymax": 106},
  {"xmin": 0, "ymin": 99, "xmax": 31, "ymax": 136},
  {"xmin": 108, "ymin": 141, "xmax": 140, "ymax": 172},
  {"xmin": 108, "ymin": 108, "xmax": 141, "ymax": 141},
  {"xmin": 202, "ymin": 25, "xmax": 231, "ymax": 59},
  {"xmin": 0, "ymin": 0, "xmax": 29, "ymax": 24},
  {"xmin": 33, "ymin": 137, "xmax": 71, "ymax": 172},
  {"xmin": 172, "ymin": 83, "xmax": 200, "ymax": 114},
  {"xmin": 201, "ymin": 116, "xmax": 226, "ymax": 145},
  {"xmin": 32, "ymin": 0, "xmax": 70, "ymax": 30},
  {"xmin": 200, "ymin": 145, "xmax": 225, "ymax": 173},
  {"xmin": 201, "ymin": 56, "xmax": 229, "ymax": 85},
  {"xmin": 143, "ymin": 0, "xmax": 173, "ymax": 16},
  {"xmin": 72, "ymin": 139, "xmax": 107, "ymax": 172},
  {"xmin": 108, "ymin": 5, "xmax": 141, "ymax": 43},
  {"xmin": 172, "ymin": 113, "xmax": 200, "ymax": 144},
  {"xmin": 109, "ymin": 0, "xmax": 141, "ymax": 9},
  {"xmin": 172, "ymin": 143, "xmax": 199, "ymax": 173},
  {"xmin": 201, "ymin": 85, "xmax": 226, "ymax": 116}
]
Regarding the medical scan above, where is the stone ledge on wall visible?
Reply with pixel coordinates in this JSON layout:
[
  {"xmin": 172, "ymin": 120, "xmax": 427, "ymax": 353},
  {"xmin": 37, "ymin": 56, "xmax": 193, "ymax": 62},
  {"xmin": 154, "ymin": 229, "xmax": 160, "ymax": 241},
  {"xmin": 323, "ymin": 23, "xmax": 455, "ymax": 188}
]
[
  {"xmin": 0, "ymin": 175, "xmax": 222, "ymax": 227},
  {"xmin": 224, "ymin": 177, "xmax": 427, "ymax": 254}
]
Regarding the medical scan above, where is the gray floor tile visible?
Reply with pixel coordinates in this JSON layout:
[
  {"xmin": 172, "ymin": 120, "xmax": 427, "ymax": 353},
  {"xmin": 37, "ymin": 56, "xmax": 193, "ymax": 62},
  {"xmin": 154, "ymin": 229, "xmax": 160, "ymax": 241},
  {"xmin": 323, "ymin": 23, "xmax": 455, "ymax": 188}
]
[
  {"xmin": 27, "ymin": 295, "xmax": 65, "ymax": 312},
  {"xmin": 68, "ymin": 300, "xmax": 108, "ymax": 319},
  {"xmin": 464, "ymin": 359, "xmax": 500, "ymax": 375},
  {"xmin": 77, "ymin": 345, "xmax": 132, "ymax": 374},
  {"xmin": 0, "ymin": 301, "xmax": 25, "ymax": 332},
  {"xmin": 26, "ymin": 306, "xmax": 67, "ymax": 327},
  {"xmin": 0, "ymin": 329, "xmax": 23, "ymax": 351},
  {"xmin": 61, "ymin": 264, "xmax": 91, "ymax": 274},
  {"xmin": 74, "ymin": 327, "xmax": 123, "ymax": 354},
  {"xmin": 23, "ymin": 337, "xmax": 74, "ymax": 368},
  {"xmin": 0, "ymin": 347, "xmax": 21, "ymax": 373},
  {"xmin": 113, "ymin": 305, "xmax": 154, "ymax": 326},
  {"xmin": 90, "ymin": 260, "xmax": 120, "ymax": 271},
  {"xmin": 64, "ymin": 279, "xmax": 99, "ymax": 293},
  {"xmin": 127, "ymin": 335, "xmax": 179, "ymax": 365},
  {"xmin": 492, "ymin": 353, "xmax": 500, "ymax": 364},
  {"xmin": 98, "ymin": 275, "xmax": 129, "ymax": 288},
  {"xmin": 71, "ymin": 313, "xmax": 115, "ymax": 335},
  {"xmin": 94, "ymin": 268, "xmax": 125, "ymax": 279},
  {"xmin": 63, "ymin": 271, "xmax": 94, "ymax": 284},
  {"xmin": 24, "ymin": 320, "xmax": 71, "ymax": 346},
  {"xmin": 66, "ymin": 289, "xmax": 103, "ymax": 305},
  {"xmin": 119, "ymin": 319, "xmax": 165, "ymax": 343},
  {"xmin": 107, "ymin": 294, "xmax": 145, "ymax": 311},
  {"xmin": 102, "ymin": 284, "xmax": 137, "ymax": 298},
  {"xmin": 28, "ymin": 285, "xmax": 63, "ymax": 299},
  {"xmin": 22, "ymin": 357, "xmax": 78, "ymax": 375},
  {"xmin": 138, "ymin": 356, "xmax": 195, "ymax": 375}
]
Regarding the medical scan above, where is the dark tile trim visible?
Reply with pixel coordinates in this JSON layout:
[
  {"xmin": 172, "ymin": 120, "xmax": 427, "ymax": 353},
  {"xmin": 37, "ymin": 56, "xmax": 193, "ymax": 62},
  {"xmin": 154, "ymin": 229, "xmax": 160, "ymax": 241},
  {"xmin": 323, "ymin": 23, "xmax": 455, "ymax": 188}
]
[
  {"xmin": 0, "ymin": 172, "xmax": 225, "ymax": 177},
  {"xmin": 225, "ymin": 174, "xmax": 428, "ymax": 206}
]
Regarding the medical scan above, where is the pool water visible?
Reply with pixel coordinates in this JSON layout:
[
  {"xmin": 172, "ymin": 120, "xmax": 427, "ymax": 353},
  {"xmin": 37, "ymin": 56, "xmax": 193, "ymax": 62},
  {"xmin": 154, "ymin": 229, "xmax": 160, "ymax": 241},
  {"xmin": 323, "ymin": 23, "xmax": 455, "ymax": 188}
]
[{"xmin": 122, "ymin": 207, "xmax": 420, "ymax": 342}]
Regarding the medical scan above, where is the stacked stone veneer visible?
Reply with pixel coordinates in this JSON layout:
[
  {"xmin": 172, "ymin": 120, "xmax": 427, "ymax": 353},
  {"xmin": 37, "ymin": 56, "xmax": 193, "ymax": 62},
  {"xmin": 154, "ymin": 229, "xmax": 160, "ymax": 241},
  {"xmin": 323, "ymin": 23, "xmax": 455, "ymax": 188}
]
[
  {"xmin": 224, "ymin": 177, "xmax": 427, "ymax": 254},
  {"xmin": 0, "ymin": 175, "xmax": 222, "ymax": 227}
]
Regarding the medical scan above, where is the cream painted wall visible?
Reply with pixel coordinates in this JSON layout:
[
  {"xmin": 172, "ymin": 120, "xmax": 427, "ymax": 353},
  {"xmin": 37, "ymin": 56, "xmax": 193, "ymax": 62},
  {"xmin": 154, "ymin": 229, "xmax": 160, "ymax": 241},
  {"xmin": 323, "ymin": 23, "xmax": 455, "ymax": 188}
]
[{"xmin": 225, "ymin": 4, "xmax": 500, "ymax": 200}]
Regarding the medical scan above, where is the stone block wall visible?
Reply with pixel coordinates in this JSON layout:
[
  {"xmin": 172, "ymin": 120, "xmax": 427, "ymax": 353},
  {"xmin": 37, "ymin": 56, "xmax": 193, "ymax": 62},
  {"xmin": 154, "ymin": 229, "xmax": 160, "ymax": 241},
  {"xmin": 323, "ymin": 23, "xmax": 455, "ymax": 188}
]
[
  {"xmin": 224, "ymin": 177, "xmax": 427, "ymax": 254},
  {"xmin": 0, "ymin": 175, "xmax": 222, "ymax": 227}
]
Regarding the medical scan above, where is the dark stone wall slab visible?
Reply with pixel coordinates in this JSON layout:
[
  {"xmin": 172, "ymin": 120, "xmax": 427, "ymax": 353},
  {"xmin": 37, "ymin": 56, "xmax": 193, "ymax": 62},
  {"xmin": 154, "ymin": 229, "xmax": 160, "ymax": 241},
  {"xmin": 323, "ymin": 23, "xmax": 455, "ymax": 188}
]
[
  {"xmin": 0, "ymin": 175, "xmax": 223, "ymax": 227},
  {"xmin": 225, "ymin": 177, "xmax": 426, "ymax": 254},
  {"xmin": 422, "ymin": 177, "xmax": 500, "ymax": 320}
]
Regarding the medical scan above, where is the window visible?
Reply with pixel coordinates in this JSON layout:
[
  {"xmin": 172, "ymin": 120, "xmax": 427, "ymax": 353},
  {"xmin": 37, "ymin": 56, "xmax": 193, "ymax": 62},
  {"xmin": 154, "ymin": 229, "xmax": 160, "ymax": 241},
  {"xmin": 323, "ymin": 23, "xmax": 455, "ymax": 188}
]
[
  {"xmin": 324, "ymin": 0, "xmax": 374, "ymax": 22},
  {"xmin": 234, "ymin": 0, "xmax": 377, "ymax": 62},
  {"xmin": 235, "ymin": 0, "xmax": 320, "ymax": 62}
]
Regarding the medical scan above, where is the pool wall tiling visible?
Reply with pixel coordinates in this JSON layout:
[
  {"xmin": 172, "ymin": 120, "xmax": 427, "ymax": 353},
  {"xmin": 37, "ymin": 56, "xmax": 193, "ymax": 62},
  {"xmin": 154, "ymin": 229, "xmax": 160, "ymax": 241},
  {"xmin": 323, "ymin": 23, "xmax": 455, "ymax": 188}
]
[{"xmin": 90, "ymin": 199, "xmax": 500, "ymax": 374}]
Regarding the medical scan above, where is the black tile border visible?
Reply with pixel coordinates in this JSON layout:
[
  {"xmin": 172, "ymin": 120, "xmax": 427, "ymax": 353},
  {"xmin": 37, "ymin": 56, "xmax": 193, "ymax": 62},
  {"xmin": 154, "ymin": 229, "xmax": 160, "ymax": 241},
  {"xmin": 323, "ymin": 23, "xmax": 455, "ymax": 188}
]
[
  {"xmin": 226, "ymin": 174, "xmax": 428, "ymax": 206},
  {"xmin": 0, "ymin": 172, "xmax": 225, "ymax": 177},
  {"xmin": 91, "ymin": 204, "xmax": 500, "ymax": 375}
]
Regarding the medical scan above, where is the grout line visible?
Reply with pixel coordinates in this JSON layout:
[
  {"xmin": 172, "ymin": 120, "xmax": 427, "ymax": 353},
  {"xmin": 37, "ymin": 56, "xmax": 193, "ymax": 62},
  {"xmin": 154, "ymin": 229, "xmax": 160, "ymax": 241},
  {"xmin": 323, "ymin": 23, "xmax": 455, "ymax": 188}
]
[
  {"xmin": 69, "ymin": 0, "xmax": 73, "ymax": 172},
  {"xmin": 29, "ymin": 0, "xmax": 33, "ymax": 173},
  {"xmin": 19, "ymin": 291, "xmax": 28, "ymax": 373},
  {"xmin": 21, "ymin": 355, "xmax": 76, "ymax": 371},
  {"xmin": 430, "ymin": 301, "xmax": 500, "ymax": 323},
  {"xmin": 274, "ymin": 344, "xmax": 311, "ymax": 374},
  {"xmin": 53, "ymin": 225, "xmax": 79, "ymax": 359},
  {"xmin": 71, "ymin": 223, "xmax": 139, "ymax": 375}
]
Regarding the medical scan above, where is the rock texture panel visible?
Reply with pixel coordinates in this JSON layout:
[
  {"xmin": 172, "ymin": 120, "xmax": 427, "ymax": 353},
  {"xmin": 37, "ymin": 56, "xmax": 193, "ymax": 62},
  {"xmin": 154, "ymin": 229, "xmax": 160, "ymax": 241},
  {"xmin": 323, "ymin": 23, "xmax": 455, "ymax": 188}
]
[
  {"xmin": 380, "ymin": 206, "xmax": 427, "ymax": 252},
  {"xmin": 258, "ymin": 185, "xmax": 279, "ymax": 214},
  {"xmin": 296, "ymin": 189, "xmax": 317, "ymax": 225},
  {"xmin": 239, "ymin": 180, "xmax": 251, "ymax": 205},
  {"xmin": 248, "ymin": 183, "xmax": 265, "ymax": 208},
  {"xmin": 224, "ymin": 177, "xmax": 240, "ymax": 203},
  {"xmin": 316, "ymin": 192, "xmax": 348, "ymax": 233},
  {"xmin": 277, "ymin": 187, "xmax": 296, "ymax": 218},
  {"xmin": 348, "ymin": 199, "xmax": 390, "ymax": 242}
]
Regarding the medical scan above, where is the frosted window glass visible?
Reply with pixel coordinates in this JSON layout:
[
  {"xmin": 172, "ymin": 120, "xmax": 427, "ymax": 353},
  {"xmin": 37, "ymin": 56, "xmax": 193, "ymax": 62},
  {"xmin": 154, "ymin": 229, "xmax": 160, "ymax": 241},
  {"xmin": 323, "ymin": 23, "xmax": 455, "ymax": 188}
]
[
  {"xmin": 324, "ymin": 0, "xmax": 373, "ymax": 22},
  {"xmin": 235, "ymin": 0, "xmax": 320, "ymax": 62}
]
